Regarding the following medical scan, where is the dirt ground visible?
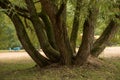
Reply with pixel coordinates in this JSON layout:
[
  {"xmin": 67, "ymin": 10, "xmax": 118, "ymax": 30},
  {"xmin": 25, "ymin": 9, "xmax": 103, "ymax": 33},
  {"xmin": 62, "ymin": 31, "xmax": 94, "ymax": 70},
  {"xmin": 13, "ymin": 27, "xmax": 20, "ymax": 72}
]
[
  {"xmin": 99, "ymin": 47, "xmax": 120, "ymax": 58},
  {"xmin": 0, "ymin": 47, "xmax": 120, "ymax": 60}
]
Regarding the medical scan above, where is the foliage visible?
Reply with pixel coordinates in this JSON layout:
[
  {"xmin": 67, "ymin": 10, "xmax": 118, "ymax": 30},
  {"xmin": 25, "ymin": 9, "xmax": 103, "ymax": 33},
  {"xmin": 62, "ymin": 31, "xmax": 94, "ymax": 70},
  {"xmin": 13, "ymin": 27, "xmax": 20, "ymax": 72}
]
[
  {"xmin": 110, "ymin": 28, "xmax": 120, "ymax": 46},
  {"xmin": 10, "ymin": 0, "xmax": 26, "ymax": 8},
  {"xmin": 0, "ymin": 13, "xmax": 21, "ymax": 49},
  {"xmin": 95, "ymin": 0, "xmax": 119, "ymax": 32}
]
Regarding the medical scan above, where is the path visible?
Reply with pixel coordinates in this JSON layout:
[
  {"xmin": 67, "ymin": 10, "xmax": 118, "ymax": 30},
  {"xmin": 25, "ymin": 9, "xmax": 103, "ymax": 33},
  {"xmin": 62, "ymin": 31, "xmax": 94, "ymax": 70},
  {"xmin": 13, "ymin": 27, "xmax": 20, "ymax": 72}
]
[
  {"xmin": 0, "ymin": 47, "xmax": 120, "ymax": 61},
  {"xmin": 99, "ymin": 47, "xmax": 120, "ymax": 58}
]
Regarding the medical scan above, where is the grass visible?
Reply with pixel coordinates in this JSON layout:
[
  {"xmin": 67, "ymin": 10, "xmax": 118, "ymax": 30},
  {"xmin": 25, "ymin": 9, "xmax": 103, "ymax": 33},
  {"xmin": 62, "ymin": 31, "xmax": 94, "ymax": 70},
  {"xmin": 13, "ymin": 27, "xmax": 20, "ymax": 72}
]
[
  {"xmin": 0, "ymin": 50, "xmax": 25, "ymax": 53},
  {"xmin": 0, "ymin": 50, "xmax": 10, "ymax": 53},
  {"xmin": 0, "ymin": 57, "xmax": 120, "ymax": 80}
]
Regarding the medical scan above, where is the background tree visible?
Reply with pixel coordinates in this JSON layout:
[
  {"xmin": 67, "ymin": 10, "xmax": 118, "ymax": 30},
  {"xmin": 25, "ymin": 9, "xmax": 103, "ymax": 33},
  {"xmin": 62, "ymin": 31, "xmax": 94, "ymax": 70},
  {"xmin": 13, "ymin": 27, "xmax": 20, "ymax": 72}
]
[{"xmin": 0, "ymin": 12, "xmax": 21, "ymax": 49}]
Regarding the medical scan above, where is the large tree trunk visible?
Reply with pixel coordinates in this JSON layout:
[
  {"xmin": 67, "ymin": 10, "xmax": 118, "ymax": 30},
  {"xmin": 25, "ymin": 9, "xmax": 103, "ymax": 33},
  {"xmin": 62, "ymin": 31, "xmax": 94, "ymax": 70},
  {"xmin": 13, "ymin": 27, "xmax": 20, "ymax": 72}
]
[
  {"xmin": 55, "ymin": 4, "xmax": 73, "ymax": 65},
  {"xmin": 25, "ymin": 0, "xmax": 60, "ymax": 62},
  {"xmin": 88, "ymin": 9, "xmax": 99, "ymax": 50},
  {"xmin": 75, "ymin": 11, "xmax": 94, "ymax": 65},
  {"xmin": 40, "ymin": 0, "xmax": 73, "ymax": 65},
  {"xmin": 74, "ymin": 2, "xmax": 99, "ymax": 65},
  {"xmin": 60, "ymin": 2, "xmax": 74, "ymax": 65},
  {"xmin": 70, "ymin": 0, "xmax": 82, "ymax": 53},
  {"xmin": 9, "ymin": 14, "xmax": 49, "ymax": 67},
  {"xmin": 91, "ymin": 19, "xmax": 120, "ymax": 57}
]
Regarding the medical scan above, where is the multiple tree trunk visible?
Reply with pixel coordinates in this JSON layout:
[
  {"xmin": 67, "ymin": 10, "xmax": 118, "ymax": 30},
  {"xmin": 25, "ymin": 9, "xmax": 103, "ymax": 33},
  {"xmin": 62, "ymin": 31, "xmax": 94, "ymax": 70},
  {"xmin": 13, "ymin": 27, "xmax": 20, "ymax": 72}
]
[{"xmin": 0, "ymin": 0, "xmax": 119, "ymax": 67}]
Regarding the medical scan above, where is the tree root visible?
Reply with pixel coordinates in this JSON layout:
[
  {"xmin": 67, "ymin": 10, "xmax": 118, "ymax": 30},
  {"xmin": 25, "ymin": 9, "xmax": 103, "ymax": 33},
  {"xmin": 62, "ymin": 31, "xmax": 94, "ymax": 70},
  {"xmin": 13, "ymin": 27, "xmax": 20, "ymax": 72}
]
[{"xmin": 86, "ymin": 55, "xmax": 104, "ymax": 68}]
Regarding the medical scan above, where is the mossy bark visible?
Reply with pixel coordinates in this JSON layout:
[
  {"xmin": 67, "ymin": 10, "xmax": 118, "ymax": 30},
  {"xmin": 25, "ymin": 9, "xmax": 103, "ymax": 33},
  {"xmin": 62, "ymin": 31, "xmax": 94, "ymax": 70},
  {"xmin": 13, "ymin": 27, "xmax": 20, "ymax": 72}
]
[
  {"xmin": 25, "ymin": 0, "xmax": 60, "ymax": 62},
  {"xmin": 75, "ymin": 17, "xmax": 92, "ymax": 65}
]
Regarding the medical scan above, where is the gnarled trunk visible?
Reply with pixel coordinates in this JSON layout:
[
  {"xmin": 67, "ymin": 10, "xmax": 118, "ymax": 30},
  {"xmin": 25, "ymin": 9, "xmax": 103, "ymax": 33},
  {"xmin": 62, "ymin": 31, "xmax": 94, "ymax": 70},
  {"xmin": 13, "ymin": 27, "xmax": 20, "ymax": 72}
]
[
  {"xmin": 40, "ymin": 0, "xmax": 73, "ymax": 65},
  {"xmin": 25, "ymin": 0, "xmax": 60, "ymax": 62}
]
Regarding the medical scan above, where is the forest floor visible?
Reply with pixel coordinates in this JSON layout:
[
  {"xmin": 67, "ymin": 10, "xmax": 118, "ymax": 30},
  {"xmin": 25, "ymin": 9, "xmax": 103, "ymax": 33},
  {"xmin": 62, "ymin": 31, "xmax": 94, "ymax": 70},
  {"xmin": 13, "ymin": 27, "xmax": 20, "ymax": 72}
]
[{"xmin": 0, "ymin": 47, "xmax": 120, "ymax": 80}]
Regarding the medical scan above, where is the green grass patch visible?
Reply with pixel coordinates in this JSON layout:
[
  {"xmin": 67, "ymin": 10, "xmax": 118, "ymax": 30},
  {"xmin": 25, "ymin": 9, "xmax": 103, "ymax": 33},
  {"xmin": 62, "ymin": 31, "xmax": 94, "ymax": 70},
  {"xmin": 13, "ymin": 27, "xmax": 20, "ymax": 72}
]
[
  {"xmin": 0, "ymin": 50, "xmax": 25, "ymax": 53},
  {"xmin": 0, "ymin": 50, "xmax": 9, "ymax": 53},
  {"xmin": 0, "ymin": 58, "xmax": 120, "ymax": 80}
]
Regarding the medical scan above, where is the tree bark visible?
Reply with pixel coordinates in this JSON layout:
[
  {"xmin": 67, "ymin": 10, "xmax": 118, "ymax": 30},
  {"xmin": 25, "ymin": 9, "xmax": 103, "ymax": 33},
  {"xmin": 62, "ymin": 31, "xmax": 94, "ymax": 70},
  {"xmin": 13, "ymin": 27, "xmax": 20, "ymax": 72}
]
[
  {"xmin": 40, "ymin": 0, "xmax": 73, "ymax": 65},
  {"xmin": 91, "ymin": 19, "xmax": 120, "ymax": 57},
  {"xmin": 75, "ymin": 12, "xmax": 94, "ymax": 65},
  {"xmin": 88, "ymin": 7, "xmax": 99, "ymax": 49},
  {"xmin": 39, "ymin": 11, "xmax": 58, "ymax": 50},
  {"xmin": 9, "ymin": 14, "xmax": 50, "ymax": 67},
  {"xmin": 70, "ymin": 0, "xmax": 82, "ymax": 53},
  {"xmin": 60, "ymin": 3, "xmax": 74, "ymax": 65},
  {"xmin": 25, "ymin": 0, "xmax": 60, "ymax": 62}
]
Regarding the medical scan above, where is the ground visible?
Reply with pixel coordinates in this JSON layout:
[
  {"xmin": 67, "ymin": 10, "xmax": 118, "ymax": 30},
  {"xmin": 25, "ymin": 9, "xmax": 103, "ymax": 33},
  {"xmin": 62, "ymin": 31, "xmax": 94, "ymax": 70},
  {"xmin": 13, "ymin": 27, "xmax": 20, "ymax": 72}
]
[
  {"xmin": 0, "ymin": 47, "xmax": 120, "ymax": 60},
  {"xmin": 0, "ymin": 47, "xmax": 120, "ymax": 80},
  {"xmin": 99, "ymin": 47, "xmax": 120, "ymax": 58}
]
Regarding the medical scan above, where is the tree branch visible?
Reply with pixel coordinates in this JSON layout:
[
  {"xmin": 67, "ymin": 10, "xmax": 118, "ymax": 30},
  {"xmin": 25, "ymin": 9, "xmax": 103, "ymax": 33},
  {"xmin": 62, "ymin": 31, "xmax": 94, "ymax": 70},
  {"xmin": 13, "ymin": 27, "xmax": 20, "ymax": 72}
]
[
  {"xmin": 39, "ymin": 0, "xmax": 57, "ymax": 25},
  {"xmin": 56, "ymin": 3, "xmax": 66, "ymax": 17},
  {"xmin": 0, "ymin": 0, "xmax": 30, "ymax": 19},
  {"xmin": 25, "ymin": 0, "xmax": 60, "ymax": 62}
]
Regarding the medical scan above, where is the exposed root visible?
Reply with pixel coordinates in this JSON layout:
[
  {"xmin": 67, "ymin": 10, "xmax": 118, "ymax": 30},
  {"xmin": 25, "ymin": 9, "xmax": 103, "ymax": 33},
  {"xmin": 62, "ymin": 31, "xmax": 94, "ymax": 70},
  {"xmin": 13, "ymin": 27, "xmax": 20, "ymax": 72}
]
[
  {"xmin": 86, "ymin": 55, "xmax": 104, "ymax": 68},
  {"xmin": 33, "ymin": 55, "xmax": 104, "ymax": 69}
]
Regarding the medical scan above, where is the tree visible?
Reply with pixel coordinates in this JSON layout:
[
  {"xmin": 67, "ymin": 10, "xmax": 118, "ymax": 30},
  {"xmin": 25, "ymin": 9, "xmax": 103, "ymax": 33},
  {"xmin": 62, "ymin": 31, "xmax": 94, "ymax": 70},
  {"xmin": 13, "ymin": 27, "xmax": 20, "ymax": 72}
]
[{"xmin": 0, "ymin": 0, "xmax": 119, "ymax": 67}]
